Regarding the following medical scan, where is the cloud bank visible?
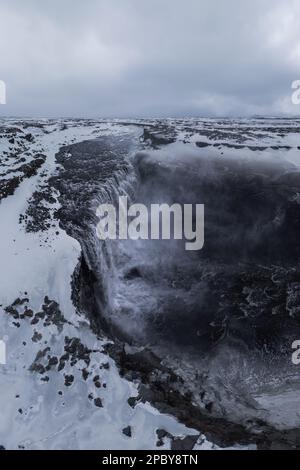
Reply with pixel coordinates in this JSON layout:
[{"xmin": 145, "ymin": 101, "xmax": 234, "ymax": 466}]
[{"xmin": 1, "ymin": 0, "xmax": 300, "ymax": 117}]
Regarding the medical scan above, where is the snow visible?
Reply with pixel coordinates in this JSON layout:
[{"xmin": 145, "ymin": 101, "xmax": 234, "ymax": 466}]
[
  {"xmin": 7, "ymin": 116, "xmax": 298, "ymax": 450},
  {"xmin": 0, "ymin": 120, "xmax": 211, "ymax": 450}
]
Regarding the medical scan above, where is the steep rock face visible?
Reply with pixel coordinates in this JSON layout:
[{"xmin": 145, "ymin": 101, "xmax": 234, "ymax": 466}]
[{"xmin": 51, "ymin": 120, "xmax": 300, "ymax": 448}]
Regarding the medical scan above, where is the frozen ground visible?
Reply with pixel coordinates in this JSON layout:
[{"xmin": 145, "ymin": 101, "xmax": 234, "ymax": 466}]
[
  {"xmin": 0, "ymin": 118, "xmax": 226, "ymax": 450},
  {"xmin": 2, "ymin": 116, "xmax": 300, "ymax": 449}
]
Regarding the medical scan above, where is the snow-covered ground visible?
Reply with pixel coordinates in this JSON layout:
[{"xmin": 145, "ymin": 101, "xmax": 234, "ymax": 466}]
[
  {"xmin": 5, "ymin": 117, "xmax": 298, "ymax": 449},
  {"xmin": 0, "ymin": 119, "xmax": 223, "ymax": 450}
]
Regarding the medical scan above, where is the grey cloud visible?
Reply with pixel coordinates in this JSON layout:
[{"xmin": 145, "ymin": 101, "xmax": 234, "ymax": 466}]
[{"xmin": 1, "ymin": 0, "xmax": 300, "ymax": 117}]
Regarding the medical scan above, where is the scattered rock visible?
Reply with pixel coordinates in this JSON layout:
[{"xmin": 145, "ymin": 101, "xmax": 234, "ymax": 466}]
[
  {"xmin": 122, "ymin": 426, "xmax": 132, "ymax": 438},
  {"xmin": 94, "ymin": 398, "xmax": 103, "ymax": 408},
  {"xmin": 64, "ymin": 375, "xmax": 74, "ymax": 387},
  {"xmin": 171, "ymin": 434, "xmax": 200, "ymax": 451}
]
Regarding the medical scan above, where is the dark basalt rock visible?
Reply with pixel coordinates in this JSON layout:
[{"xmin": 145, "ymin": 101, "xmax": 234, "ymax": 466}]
[
  {"xmin": 141, "ymin": 126, "xmax": 177, "ymax": 148},
  {"xmin": 0, "ymin": 176, "xmax": 22, "ymax": 201},
  {"xmin": 94, "ymin": 398, "xmax": 103, "ymax": 408},
  {"xmin": 23, "ymin": 133, "xmax": 34, "ymax": 142},
  {"xmin": 0, "ymin": 154, "xmax": 46, "ymax": 202},
  {"xmin": 64, "ymin": 374, "xmax": 74, "ymax": 387},
  {"xmin": 196, "ymin": 141, "xmax": 211, "ymax": 148},
  {"xmin": 122, "ymin": 426, "xmax": 132, "ymax": 438},
  {"xmin": 171, "ymin": 434, "xmax": 200, "ymax": 450}
]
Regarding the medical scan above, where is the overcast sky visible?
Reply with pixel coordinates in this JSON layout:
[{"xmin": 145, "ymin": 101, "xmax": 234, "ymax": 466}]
[{"xmin": 1, "ymin": 0, "xmax": 300, "ymax": 117}]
